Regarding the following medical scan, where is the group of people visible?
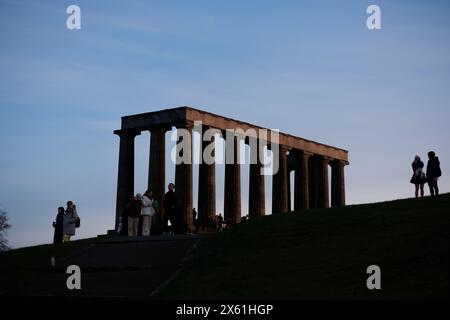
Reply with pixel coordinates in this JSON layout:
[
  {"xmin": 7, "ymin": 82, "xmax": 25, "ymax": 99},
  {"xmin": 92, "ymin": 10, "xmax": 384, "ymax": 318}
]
[
  {"xmin": 52, "ymin": 201, "xmax": 80, "ymax": 244},
  {"xmin": 120, "ymin": 182, "xmax": 239, "ymax": 237},
  {"xmin": 410, "ymin": 151, "xmax": 442, "ymax": 198},
  {"xmin": 124, "ymin": 189, "xmax": 157, "ymax": 236},
  {"xmin": 119, "ymin": 183, "xmax": 187, "ymax": 237},
  {"xmin": 192, "ymin": 210, "xmax": 226, "ymax": 232}
]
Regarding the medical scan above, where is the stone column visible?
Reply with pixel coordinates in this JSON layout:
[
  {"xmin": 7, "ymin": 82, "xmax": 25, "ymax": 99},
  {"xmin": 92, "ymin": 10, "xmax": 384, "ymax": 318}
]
[
  {"xmin": 272, "ymin": 145, "xmax": 289, "ymax": 214},
  {"xmin": 224, "ymin": 132, "xmax": 241, "ymax": 224},
  {"xmin": 318, "ymin": 156, "xmax": 331, "ymax": 208},
  {"xmin": 287, "ymin": 169, "xmax": 292, "ymax": 212},
  {"xmin": 198, "ymin": 126, "xmax": 216, "ymax": 229},
  {"xmin": 331, "ymin": 160, "xmax": 346, "ymax": 207},
  {"xmin": 114, "ymin": 129, "xmax": 140, "ymax": 229},
  {"xmin": 308, "ymin": 156, "xmax": 319, "ymax": 209},
  {"xmin": 294, "ymin": 151, "xmax": 311, "ymax": 210},
  {"xmin": 249, "ymin": 138, "xmax": 265, "ymax": 217},
  {"xmin": 148, "ymin": 127, "xmax": 167, "ymax": 229},
  {"xmin": 175, "ymin": 124, "xmax": 193, "ymax": 231}
]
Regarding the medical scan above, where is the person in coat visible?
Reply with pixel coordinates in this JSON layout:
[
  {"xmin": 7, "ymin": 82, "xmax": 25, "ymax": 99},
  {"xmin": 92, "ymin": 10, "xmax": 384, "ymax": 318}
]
[
  {"xmin": 127, "ymin": 193, "xmax": 143, "ymax": 236},
  {"xmin": 63, "ymin": 201, "xmax": 79, "ymax": 242},
  {"xmin": 426, "ymin": 151, "xmax": 442, "ymax": 196},
  {"xmin": 52, "ymin": 207, "xmax": 65, "ymax": 244},
  {"xmin": 141, "ymin": 189, "xmax": 156, "ymax": 236},
  {"xmin": 410, "ymin": 155, "xmax": 426, "ymax": 198},
  {"xmin": 163, "ymin": 183, "xmax": 179, "ymax": 234}
]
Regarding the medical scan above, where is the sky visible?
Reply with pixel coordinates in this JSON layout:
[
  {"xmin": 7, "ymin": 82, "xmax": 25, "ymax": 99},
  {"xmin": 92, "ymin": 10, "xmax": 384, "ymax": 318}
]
[{"xmin": 1, "ymin": 0, "xmax": 449, "ymax": 249}]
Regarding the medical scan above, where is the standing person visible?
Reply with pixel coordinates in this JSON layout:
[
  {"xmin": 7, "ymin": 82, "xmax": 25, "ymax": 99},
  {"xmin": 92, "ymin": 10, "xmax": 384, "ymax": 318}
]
[
  {"xmin": 63, "ymin": 201, "xmax": 79, "ymax": 242},
  {"xmin": 426, "ymin": 151, "xmax": 442, "ymax": 196},
  {"xmin": 192, "ymin": 208, "xmax": 198, "ymax": 232},
  {"xmin": 127, "ymin": 194, "xmax": 142, "ymax": 237},
  {"xmin": 217, "ymin": 214, "xmax": 223, "ymax": 231},
  {"xmin": 410, "ymin": 155, "xmax": 426, "ymax": 198},
  {"xmin": 52, "ymin": 207, "xmax": 65, "ymax": 244},
  {"xmin": 163, "ymin": 183, "xmax": 178, "ymax": 235},
  {"xmin": 141, "ymin": 189, "xmax": 156, "ymax": 236}
]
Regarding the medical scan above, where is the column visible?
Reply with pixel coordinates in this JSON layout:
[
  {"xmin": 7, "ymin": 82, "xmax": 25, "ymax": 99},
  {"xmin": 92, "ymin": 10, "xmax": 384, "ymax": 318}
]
[
  {"xmin": 175, "ymin": 124, "xmax": 193, "ymax": 231},
  {"xmin": 249, "ymin": 138, "xmax": 265, "ymax": 217},
  {"xmin": 294, "ymin": 151, "xmax": 311, "ymax": 210},
  {"xmin": 224, "ymin": 132, "xmax": 241, "ymax": 224},
  {"xmin": 148, "ymin": 127, "xmax": 166, "ymax": 229},
  {"xmin": 198, "ymin": 126, "xmax": 216, "ymax": 229},
  {"xmin": 318, "ymin": 156, "xmax": 331, "ymax": 208},
  {"xmin": 272, "ymin": 145, "xmax": 289, "ymax": 214},
  {"xmin": 331, "ymin": 160, "xmax": 346, "ymax": 207},
  {"xmin": 114, "ymin": 129, "xmax": 140, "ymax": 229},
  {"xmin": 287, "ymin": 169, "xmax": 292, "ymax": 212},
  {"xmin": 308, "ymin": 156, "xmax": 319, "ymax": 209}
]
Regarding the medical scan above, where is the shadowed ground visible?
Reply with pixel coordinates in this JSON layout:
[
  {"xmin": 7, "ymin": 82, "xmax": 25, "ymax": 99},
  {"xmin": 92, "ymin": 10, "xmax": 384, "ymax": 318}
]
[
  {"xmin": 2, "ymin": 194, "xmax": 449, "ymax": 299},
  {"xmin": 0, "ymin": 235, "xmax": 200, "ymax": 298},
  {"xmin": 158, "ymin": 193, "xmax": 450, "ymax": 299}
]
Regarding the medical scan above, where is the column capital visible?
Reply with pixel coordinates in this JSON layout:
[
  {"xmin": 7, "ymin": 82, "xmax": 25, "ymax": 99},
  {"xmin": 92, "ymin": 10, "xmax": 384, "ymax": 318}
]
[
  {"xmin": 175, "ymin": 121, "xmax": 195, "ymax": 130},
  {"xmin": 244, "ymin": 135, "xmax": 268, "ymax": 146},
  {"xmin": 149, "ymin": 125, "xmax": 171, "ymax": 133},
  {"xmin": 321, "ymin": 156, "xmax": 333, "ymax": 165},
  {"xmin": 279, "ymin": 145, "xmax": 291, "ymax": 152},
  {"xmin": 331, "ymin": 159, "xmax": 349, "ymax": 167},
  {"xmin": 290, "ymin": 149, "xmax": 312, "ymax": 158},
  {"xmin": 114, "ymin": 129, "xmax": 141, "ymax": 138}
]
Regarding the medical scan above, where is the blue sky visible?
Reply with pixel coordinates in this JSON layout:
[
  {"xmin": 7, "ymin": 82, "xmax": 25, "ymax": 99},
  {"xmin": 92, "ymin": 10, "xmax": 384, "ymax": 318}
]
[{"xmin": 1, "ymin": 0, "xmax": 449, "ymax": 248}]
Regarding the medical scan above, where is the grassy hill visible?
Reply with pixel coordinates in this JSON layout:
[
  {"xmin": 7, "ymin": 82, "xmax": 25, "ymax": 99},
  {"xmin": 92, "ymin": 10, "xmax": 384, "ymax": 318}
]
[
  {"xmin": 1, "ymin": 194, "xmax": 449, "ymax": 299},
  {"xmin": 0, "ymin": 237, "xmax": 103, "ymax": 294},
  {"xmin": 159, "ymin": 194, "xmax": 450, "ymax": 299}
]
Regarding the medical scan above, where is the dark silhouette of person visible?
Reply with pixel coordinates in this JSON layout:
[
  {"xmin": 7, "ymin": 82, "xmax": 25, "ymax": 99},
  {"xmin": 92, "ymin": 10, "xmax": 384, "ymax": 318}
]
[
  {"xmin": 217, "ymin": 214, "xmax": 224, "ymax": 231},
  {"xmin": 52, "ymin": 207, "xmax": 65, "ymax": 244},
  {"xmin": 426, "ymin": 151, "xmax": 442, "ymax": 196},
  {"xmin": 192, "ymin": 208, "xmax": 199, "ymax": 232},
  {"xmin": 410, "ymin": 155, "xmax": 426, "ymax": 198},
  {"xmin": 163, "ymin": 183, "xmax": 178, "ymax": 234},
  {"xmin": 126, "ymin": 193, "xmax": 143, "ymax": 237}
]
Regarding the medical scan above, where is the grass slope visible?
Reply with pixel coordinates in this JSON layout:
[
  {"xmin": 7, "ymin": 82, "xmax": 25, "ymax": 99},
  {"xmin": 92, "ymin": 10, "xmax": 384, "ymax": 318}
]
[
  {"xmin": 0, "ymin": 237, "xmax": 102, "ymax": 294},
  {"xmin": 159, "ymin": 194, "xmax": 450, "ymax": 299}
]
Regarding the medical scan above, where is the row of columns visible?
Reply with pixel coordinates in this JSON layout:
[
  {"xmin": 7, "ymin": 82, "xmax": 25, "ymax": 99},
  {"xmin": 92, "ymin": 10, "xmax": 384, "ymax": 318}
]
[{"xmin": 115, "ymin": 125, "xmax": 347, "ymax": 230}]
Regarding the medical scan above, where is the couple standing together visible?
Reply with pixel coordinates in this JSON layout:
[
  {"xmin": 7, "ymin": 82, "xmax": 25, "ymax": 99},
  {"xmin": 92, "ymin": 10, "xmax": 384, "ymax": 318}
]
[
  {"xmin": 126, "ymin": 189, "xmax": 158, "ymax": 236},
  {"xmin": 410, "ymin": 151, "xmax": 442, "ymax": 198},
  {"xmin": 52, "ymin": 201, "xmax": 80, "ymax": 244},
  {"xmin": 125, "ymin": 183, "xmax": 180, "ymax": 236}
]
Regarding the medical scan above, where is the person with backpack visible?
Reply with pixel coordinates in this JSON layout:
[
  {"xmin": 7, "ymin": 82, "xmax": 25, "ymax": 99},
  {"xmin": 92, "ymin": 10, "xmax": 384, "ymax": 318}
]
[{"xmin": 63, "ymin": 201, "xmax": 79, "ymax": 242}]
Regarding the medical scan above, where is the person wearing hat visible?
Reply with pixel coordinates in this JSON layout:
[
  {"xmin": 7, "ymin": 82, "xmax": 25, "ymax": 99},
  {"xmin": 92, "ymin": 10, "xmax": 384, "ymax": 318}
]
[
  {"xmin": 141, "ymin": 189, "xmax": 156, "ymax": 236},
  {"xmin": 127, "ymin": 193, "xmax": 143, "ymax": 236}
]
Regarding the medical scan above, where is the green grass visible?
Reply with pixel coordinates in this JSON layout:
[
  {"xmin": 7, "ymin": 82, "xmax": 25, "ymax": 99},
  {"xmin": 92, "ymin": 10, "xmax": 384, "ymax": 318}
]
[
  {"xmin": 159, "ymin": 194, "xmax": 450, "ymax": 299},
  {"xmin": 0, "ymin": 237, "xmax": 103, "ymax": 294}
]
